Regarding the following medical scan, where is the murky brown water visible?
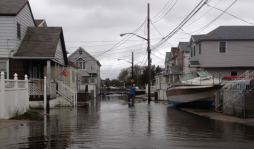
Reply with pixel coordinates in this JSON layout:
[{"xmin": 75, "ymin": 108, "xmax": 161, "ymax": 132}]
[{"xmin": 1, "ymin": 95, "xmax": 254, "ymax": 149}]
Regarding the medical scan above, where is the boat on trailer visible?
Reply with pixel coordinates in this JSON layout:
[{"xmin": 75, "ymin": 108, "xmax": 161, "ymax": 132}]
[{"xmin": 167, "ymin": 71, "xmax": 223, "ymax": 107}]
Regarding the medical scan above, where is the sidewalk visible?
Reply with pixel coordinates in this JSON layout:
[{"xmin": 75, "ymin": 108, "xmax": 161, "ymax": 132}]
[
  {"xmin": 0, "ymin": 119, "xmax": 31, "ymax": 131},
  {"xmin": 180, "ymin": 108, "xmax": 254, "ymax": 127}
]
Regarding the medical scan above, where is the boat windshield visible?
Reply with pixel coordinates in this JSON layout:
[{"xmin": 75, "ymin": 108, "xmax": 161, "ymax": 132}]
[
  {"xmin": 179, "ymin": 73, "xmax": 194, "ymax": 81},
  {"xmin": 197, "ymin": 71, "xmax": 209, "ymax": 77}
]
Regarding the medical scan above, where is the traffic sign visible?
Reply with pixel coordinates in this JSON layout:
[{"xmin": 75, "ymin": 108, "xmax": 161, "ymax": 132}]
[{"xmin": 130, "ymin": 79, "xmax": 135, "ymax": 84}]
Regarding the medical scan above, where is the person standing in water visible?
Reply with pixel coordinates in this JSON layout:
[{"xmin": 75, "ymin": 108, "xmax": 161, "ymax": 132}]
[{"xmin": 130, "ymin": 84, "xmax": 136, "ymax": 106}]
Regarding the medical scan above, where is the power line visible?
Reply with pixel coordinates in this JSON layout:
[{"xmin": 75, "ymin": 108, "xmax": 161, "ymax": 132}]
[
  {"xmin": 95, "ymin": 19, "xmax": 147, "ymax": 58},
  {"xmin": 207, "ymin": 3, "xmax": 254, "ymax": 26},
  {"xmin": 188, "ymin": 0, "xmax": 237, "ymax": 34},
  {"xmin": 152, "ymin": 0, "xmax": 179, "ymax": 23},
  {"xmin": 184, "ymin": 0, "xmax": 222, "ymax": 27},
  {"xmin": 151, "ymin": 0, "xmax": 173, "ymax": 20},
  {"xmin": 152, "ymin": 0, "xmax": 209, "ymax": 50}
]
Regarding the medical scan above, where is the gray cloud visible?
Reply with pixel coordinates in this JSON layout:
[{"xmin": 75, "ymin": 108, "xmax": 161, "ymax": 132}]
[{"xmin": 29, "ymin": 0, "xmax": 254, "ymax": 79}]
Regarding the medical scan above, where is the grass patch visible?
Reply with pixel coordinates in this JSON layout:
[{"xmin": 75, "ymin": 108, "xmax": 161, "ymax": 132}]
[{"xmin": 10, "ymin": 109, "xmax": 43, "ymax": 121}]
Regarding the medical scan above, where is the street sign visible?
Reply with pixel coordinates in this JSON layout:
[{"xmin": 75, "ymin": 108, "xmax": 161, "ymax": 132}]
[{"xmin": 130, "ymin": 79, "xmax": 135, "ymax": 84}]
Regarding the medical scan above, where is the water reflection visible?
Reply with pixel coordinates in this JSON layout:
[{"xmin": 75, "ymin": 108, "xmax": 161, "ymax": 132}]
[{"xmin": 0, "ymin": 95, "xmax": 254, "ymax": 148}]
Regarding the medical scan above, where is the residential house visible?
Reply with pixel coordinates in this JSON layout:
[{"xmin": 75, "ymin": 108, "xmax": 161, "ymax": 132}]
[
  {"xmin": 68, "ymin": 47, "xmax": 101, "ymax": 97},
  {"xmin": 189, "ymin": 26, "xmax": 254, "ymax": 78},
  {"xmin": 164, "ymin": 52, "xmax": 171, "ymax": 71},
  {"xmin": 170, "ymin": 47, "xmax": 177, "ymax": 66},
  {"xmin": 176, "ymin": 42, "xmax": 191, "ymax": 74},
  {"xmin": 63, "ymin": 61, "xmax": 79, "ymax": 91},
  {"xmin": 0, "ymin": 0, "xmax": 74, "ymax": 107}
]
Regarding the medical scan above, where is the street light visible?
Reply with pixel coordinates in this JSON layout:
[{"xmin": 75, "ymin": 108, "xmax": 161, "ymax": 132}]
[
  {"xmin": 120, "ymin": 33, "xmax": 148, "ymax": 41},
  {"xmin": 118, "ymin": 52, "xmax": 134, "ymax": 85},
  {"xmin": 120, "ymin": 15, "xmax": 151, "ymax": 104}
]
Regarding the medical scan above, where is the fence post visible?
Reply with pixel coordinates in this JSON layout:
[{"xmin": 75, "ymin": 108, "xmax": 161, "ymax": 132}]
[
  {"xmin": 243, "ymin": 89, "xmax": 246, "ymax": 118},
  {"xmin": 14, "ymin": 73, "xmax": 18, "ymax": 108},
  {"xmin": 0, "ymin": 72, "xmax": 5, "ymax": 119},
  {"xmin": 44, "ymin": 76, "xmax": 46, "ymax": 111},
  {"xmin": 25, "ymin": 75, "xmax": 29, "ymax": 111}
]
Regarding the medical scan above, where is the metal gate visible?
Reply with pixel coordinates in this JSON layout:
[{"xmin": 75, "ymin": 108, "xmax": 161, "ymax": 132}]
[{"xmin": 245, "ymin": 90, "xmax": 254, "ymax": 118}]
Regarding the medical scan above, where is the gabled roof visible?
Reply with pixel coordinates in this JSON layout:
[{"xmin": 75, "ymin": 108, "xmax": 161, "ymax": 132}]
[
  {"xmin": 0, "ymin": 0, "xmax": 27, "ymax": 15},
  {"xmin": 178, "ymin": 42, "xmax": 190, "ymax": 52},
  {"xmin": 0, "ymin": 0, "xmax": 36, "ymax": 25},
  {"xmin": 165, "ymin": 52, "xmax": 171, "ymax": 63},
  {"xmin": 191, "ymin": 26, "xmax": 254, "ymax": 43},
  {"xmin": 13, "ymin": 27, "xmax": 68, "ymax": 65},
  {"xmin": 35, "ymin": 19, "xmax": 47, "ymax": 27},
  {"xmin": 68, "ymin": 47, "xmax": 101, "ymax": 66}
]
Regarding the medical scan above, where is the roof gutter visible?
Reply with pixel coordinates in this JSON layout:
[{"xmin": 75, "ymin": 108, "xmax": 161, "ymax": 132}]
[{"xmin": 12, "ymin": 57, "xmax": 54, "ymax": 59}]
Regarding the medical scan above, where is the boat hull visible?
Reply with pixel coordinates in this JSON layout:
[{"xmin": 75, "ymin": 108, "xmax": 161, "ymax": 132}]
[{"xmin": 167, "ymin": 85, "xmax": 221, "ymax": 107}]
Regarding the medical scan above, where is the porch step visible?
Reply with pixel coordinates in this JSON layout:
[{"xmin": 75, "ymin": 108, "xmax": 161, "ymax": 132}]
[{"xmin": 77, "ymin": 93, "xmax": 89, "ymax": 102}]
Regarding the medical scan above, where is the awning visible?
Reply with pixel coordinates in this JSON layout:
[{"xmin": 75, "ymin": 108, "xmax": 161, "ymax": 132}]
[{"xmin": 189, "ymin": 60, "xmax": 200, "ymax": 67}]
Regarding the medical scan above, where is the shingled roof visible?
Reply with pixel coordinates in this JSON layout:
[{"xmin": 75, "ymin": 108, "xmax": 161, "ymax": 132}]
[
  {"xmin": 178, "ymin": 42, "xmax": 190, "ymax": 52},
  {"xmin": 191, "ymin": 26, "xmax": 254, "ymax": 43},
  {"xmin": 14, "ymin": 27, "xmax": 68, "ymax": 65},
  {"xmin": 0, "ymin": 0, "xmax": 28, "ymax": 16}
]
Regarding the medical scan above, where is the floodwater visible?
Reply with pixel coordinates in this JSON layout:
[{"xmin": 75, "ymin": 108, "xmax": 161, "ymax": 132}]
[{"xmin": 1, "ymin": 95, "xmax": 254, "ymax": 149}]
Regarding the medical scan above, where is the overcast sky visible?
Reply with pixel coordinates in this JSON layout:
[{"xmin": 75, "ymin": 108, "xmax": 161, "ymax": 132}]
[{"xmin": 29, "ymin": 0, "xmax": 254, "ymax": 79}]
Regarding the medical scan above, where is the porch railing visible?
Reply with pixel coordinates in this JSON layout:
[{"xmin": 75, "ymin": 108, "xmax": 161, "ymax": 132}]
[
  {"xmin": 29, "ymin": 79, "xmax": 44, "ymax": 96},
  {"xmin": 215, "ymin": 70, "xmax": 254, "ymax": 112},
  {"xmin": 57, "ymin": 81, "xmax": 77, "ymax": 105}
]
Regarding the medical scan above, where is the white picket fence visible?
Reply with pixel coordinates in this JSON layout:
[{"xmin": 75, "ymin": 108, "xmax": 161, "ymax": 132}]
[{"xmin": 0, "ymin": 72, "xmax": 29, "ymax": 119}]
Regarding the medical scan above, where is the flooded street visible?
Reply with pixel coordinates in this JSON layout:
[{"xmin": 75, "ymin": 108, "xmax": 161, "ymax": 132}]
[{"xmin": 1, "ymin": 95, "xmax": 254, "ymax": 149}]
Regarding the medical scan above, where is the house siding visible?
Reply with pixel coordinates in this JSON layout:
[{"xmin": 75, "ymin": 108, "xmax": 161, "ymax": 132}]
[
  {"xmin": 0, "ymin": 16, "xmax": 16, "ymax": 58},
  {"xmin": 53, "ymin": 39, "xmax": 65, "ymax": 65},
  {"xmin": 205, "ymin": 67, "xmax": 254, "ymax": 78},
  {"xmin": 190, "ymin": 42, "xmax": 203, "ymax": 66},
  {"xmin": 15, "ymin": 4, "xmax": 35, "ymax": 51},
  {"xmin": 202, "ymin": 41, "xmax": 254, "ymax": 67},
  {"xmin": 69, "ymin": 50, "xmax": 98, "ymax": 74},
  {"xmin": 68, "ymin": 48, "xmax": 101, "ymax": 88},
  {"xmin": 183, "ymin": 52, "xmax": 190, "ymax": 73}
]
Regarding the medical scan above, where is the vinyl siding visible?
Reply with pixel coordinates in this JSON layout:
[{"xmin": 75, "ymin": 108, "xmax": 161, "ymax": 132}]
[
  {"xmin": 202, "ymin": 41, "xmax": 254, "ymax": 67},
  {"xmin": 190, "ymin": 42, "xmax": 203, "ymax": 65},
  {"xmin": 69, "ymin": 50, "xmax": 98, "ymax": 74},
  {"xmin": 53, "ymin": 39, "xmax": 65, "ymax": 65},
  {"xmin": 205, "ymin": 67, "xmax": 253, "ymax": 78},
  {"xmin": 69, "ymin": 49, "xmax": 100, "ymax": 87},
  {"xmin": 0, "ymin": 16, "xmax": 16, "ymax": 58},
  {"xmin": 15, "ymin": 4, "xmax": 35, "ymax": 50},
  {"xmin": 183, "ymin": 52, "xmax": 190, "ymax": 73}
]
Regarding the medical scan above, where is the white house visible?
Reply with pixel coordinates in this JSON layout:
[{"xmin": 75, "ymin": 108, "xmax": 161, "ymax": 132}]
[
  {"xmin": 189, "ymin": 26, "xmax": 254, "ymax": 78},
  {"xmin": 68, "ymin": 47, "xmax": 101, "ymax": 97},
  {"xmin": 0, "ymin": 0, "xmax": 76, "ymax": 109}
]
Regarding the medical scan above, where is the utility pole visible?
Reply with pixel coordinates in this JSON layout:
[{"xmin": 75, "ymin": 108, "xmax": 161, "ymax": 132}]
[
  {"xmin": 147, "ymin": 3, "xmax": 151, "ymax": 104},
  {"xmin": 132, "ymin": 52, "xmax": 134, "ymax": 84}
]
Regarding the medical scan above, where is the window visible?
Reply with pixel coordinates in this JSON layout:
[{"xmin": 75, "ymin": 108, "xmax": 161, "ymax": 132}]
[
  {"xmin": 191, "ymin": 47, "xmax": 193, "ymax": 57},
  {"xmin": 72, "ymin": 71, "xmax": 75, "ymax": 83},
  {"xmin": 193, "ymin": 46, "xmax": 195, "ymax": 56},
  {"xmin": 231, "ymin": 71, "xmax": 237, "ymax": 76},
  {"xmin": 76, "ymin": 58, "xmax": 85, "ymax": 69},
  {"xmin": 167, "ymin": 65, "xmax": 169, "ymax": 70},
  {"xmin": 219, "ymin": 42, "xmax": 226, "ymax": 53},
  {"xmin": 82, "ymin": 77, "xmax": 88, "ymax": 84},
  {"xmin": 79, "ymin": 50, "xmax": 82, "ymax": 55},
  {"xmin": 90, "ymin": 78, "xmax": 95, "ymax": 83},
  {"xmin": 199, "ymin": 43, "xmax": 201, "ymax": 54},
  {"xmin": 17, "ymin": 23, "xmax": 21, "ymax": 39}
]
